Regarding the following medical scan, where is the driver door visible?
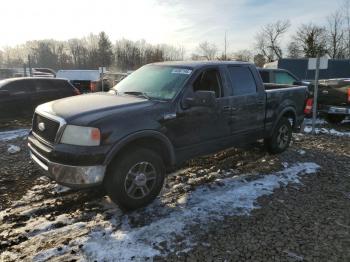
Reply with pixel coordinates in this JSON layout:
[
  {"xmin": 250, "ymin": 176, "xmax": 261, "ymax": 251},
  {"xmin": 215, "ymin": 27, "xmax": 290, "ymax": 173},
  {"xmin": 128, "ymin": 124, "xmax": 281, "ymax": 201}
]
[{"xmin": 165, "ymin": 67, "xmax": 232, "ymax": 160}]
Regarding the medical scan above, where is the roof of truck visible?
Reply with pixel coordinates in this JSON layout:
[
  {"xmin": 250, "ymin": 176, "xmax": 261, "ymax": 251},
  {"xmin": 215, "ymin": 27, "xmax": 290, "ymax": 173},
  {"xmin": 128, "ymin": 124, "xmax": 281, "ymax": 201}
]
[{"xmin": 151, "ymin": 60, "xmax": 251, "ymax": 69}]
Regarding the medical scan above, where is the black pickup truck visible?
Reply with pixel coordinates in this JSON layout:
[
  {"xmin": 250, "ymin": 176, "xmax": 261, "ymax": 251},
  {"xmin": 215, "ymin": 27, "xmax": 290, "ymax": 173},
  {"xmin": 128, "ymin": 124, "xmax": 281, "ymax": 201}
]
[
  {"xmin": 28, "ymin": 61, "xmax": 308, "ymax": 210},
  {"xmin": 317, "ymin": 79, "xmax": 350, "ymax": 123}
]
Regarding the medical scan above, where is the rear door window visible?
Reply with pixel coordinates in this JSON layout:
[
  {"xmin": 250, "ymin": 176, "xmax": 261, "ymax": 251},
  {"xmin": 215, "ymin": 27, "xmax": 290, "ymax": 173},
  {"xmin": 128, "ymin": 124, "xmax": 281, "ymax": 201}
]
[
  {"xmin": 228, "ymin": 67, "xmax": 257, "ymax": 96},
  {"xmin": 59, "ymin": 80, "xmax": 75, "ymax": 91},
  {"xmin": 274, "ymin": 72, "xmax": 297, "ymax": 85},
  {"xmin": 35, "ymin": 80, "xmax": 56, "ymax": 91},
  {"xmin": 4, "ymin": 80, "xmax": 35, "ymax": 94}
]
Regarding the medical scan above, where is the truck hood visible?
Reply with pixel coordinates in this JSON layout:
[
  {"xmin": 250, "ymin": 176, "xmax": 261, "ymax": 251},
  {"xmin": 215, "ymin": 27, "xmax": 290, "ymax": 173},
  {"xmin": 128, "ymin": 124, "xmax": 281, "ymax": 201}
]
[{"xmin": 36, "ymin": 92, "xmax": 154, "ymax": 122}]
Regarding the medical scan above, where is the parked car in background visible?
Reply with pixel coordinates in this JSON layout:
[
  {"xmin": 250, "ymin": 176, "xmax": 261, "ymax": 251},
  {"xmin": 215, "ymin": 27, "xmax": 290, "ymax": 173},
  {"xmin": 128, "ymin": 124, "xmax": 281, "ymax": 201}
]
[
  {"xmin": 104, "ymin": 72, "xmax": 128, "ymax": 86},
  {"xmin": 259, "ymin": 68, "xmax": 315, "ymax": 116},
  {"xmin": 316, "ymin": 78, "xmax": 350, "ymax": 123},
  {"xmin": 28, "ymin": 61, "xmax": 308, "ymax": 210},
  {"xmin": 56, "ymin": 70, "xmax": 104, "ymax": 93},
  {"xmin": 258, "ymin": 68, "xmax": 301, "ymax": 85},
  {"xmin": 0, "ymin": 77, "xmax": 80, "ymax": 119}
]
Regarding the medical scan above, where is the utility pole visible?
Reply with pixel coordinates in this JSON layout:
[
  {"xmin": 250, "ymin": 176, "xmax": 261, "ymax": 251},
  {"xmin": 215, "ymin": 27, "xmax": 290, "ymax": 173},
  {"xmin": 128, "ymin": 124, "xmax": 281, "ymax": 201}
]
[
  {"xmin": 28, "ymin": 55, "xmax": 32, "ymax": 77},
  {"xmin": 224, "ymin": 31, "xmax": 227, "ymax": 60},
  {"xmin": 101, "ymin": 66, "xmax": 104, "ymax": 92}
]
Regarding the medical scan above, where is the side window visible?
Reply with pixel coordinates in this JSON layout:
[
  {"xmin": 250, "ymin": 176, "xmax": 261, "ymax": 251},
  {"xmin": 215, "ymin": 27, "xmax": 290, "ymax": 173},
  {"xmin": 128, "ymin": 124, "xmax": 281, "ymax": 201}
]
[
  {"xmin": 275, "ymin": 72, "xmax": 297, "ymax": 85},
  {"xmin": 193, "ymin": 69, "xmax": 222, "ymax": 98},
  {"xmin": 259, "ymin": 71, "xmax": 270, "ymax": 83},
  {"xmin": 228, "ymin": 67, "xmax": 257, "ymax": 96},
  {"xmin": 35, "ymin": 80, "xmax": 55, "ymax": 91},
  {"xmin": 5, "ymin": 80, "xmax": 35, "ymax": 94},
  {"xmin": 64, "ymin": 81, "xmax": 75, "ymax": 91}
]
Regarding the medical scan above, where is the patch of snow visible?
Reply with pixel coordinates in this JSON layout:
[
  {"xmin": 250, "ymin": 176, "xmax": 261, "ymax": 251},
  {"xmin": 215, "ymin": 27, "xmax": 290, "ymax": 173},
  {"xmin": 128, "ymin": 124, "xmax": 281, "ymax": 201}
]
[
  {"xmin": 297, "ymin": 149, "xmax": 306, "ymax": 155},
  {"xmin": 304, "ymin": 126, "xmax": 350, "ymax": 137},
  {"xmin": 77, "ymin": 162, "xmax": 320, "ymax": 261},
  {"xmin": 0, "ymin": 129, "xmax": 29, "ymax": 142},
  {"xmin": 303, "ymin": 118, "xmax": 327, "ymax": 125},
  {"xmin": 53, "ymin": 185, "xmax": 71, "ymax": 193},
  {"xmin": 7, "ymin": 144, "xmax": 21, "ymax": 154}
]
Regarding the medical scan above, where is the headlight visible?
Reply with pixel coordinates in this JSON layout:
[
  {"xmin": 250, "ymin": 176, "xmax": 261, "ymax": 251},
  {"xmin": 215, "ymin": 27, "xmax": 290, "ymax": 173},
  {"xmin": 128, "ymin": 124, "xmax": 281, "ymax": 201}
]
[{"xmin": 60, "ymin": 125, "xmax": 101, "ymax": 146}]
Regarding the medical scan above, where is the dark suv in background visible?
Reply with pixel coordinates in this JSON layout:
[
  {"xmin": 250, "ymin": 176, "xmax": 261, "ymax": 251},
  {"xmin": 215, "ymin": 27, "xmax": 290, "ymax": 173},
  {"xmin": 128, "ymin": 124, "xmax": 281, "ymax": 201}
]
[{"xmin": 0, "ymin": 78, "xmax": 80, "ymax": 119}]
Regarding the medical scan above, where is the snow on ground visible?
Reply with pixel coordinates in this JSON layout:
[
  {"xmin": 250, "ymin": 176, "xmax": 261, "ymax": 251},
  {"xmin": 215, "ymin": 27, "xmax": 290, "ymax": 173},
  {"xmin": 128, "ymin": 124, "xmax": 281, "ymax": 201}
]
[
  {"xmin": 303, "ymin": 126, "xmax": 350, "ymax": 137},
  {"xmin": 303, "ymin": 118, "xmax": 350, "ymax": 137},
  {"xmin": 0, "ymin": 162, "xmax": 320, "ymax": 261},
  {"xmin": 0, "ymin": 129, "xmax": 29, "ymax": 142},
  {"xmin": 303, "ymin": 118, "xmax": 328, "ymax": 125}
]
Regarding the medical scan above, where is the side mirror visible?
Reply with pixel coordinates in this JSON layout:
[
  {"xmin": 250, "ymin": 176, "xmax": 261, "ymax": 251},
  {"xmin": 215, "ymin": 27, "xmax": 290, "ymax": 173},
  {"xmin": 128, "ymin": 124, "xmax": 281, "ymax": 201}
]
[
  {"xmin": 0, "ymin": 90, "xmax": 10, "ymax": 97},
  {"xmin": 184, "ymin": 90, "xmax": 216, "ymax": 108}
]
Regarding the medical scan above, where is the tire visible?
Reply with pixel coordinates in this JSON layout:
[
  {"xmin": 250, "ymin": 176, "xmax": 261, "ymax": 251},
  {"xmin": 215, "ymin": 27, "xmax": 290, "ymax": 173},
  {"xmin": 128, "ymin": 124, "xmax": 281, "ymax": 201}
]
[
  {"xmin": 265, "ymin": 117, "xmax": 292, "ymax": 154},
  {"xmin": 326, "ymin": 114, "xmax": 345, "ymax": 124},
  {"xmin": 104, "ymin": 148, "xmax": 165, "ymax": 210}
]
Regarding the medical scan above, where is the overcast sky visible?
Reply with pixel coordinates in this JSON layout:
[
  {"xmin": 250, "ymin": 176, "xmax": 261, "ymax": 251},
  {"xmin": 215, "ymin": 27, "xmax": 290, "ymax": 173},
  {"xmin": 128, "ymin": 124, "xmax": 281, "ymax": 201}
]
[{"xmin": 0, "ymin": 0, "xmax": 343, "ymax": 54}]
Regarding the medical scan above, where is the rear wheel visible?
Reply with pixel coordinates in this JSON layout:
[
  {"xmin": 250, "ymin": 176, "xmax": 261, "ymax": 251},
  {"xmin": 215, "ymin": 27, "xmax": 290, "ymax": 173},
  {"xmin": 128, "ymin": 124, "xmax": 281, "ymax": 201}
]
[
  {"xmin": 104, "ymin": 148, "xmax": 165, "ymax": 210},
  {"xmin": 326, "ymin": 114, "xmax": 345, "ymax": 124},
  {"xmin": 265, "ymin": 117, "xmax": 292, "ymax": 154}
]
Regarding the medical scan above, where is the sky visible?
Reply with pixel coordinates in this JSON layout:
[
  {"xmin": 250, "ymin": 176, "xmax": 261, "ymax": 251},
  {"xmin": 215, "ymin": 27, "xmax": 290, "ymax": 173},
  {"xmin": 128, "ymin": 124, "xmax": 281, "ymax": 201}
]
[{"xmin": 0, "ymin": 0, "xmax": 344, "ymax": 54}]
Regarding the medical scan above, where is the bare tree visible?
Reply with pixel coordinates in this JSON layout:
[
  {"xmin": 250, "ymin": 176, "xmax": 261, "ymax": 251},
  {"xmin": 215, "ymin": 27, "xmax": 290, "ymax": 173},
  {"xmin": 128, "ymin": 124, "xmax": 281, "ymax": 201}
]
[
  {"xmin": 255, "ymin": 20, "xmax": 291, "ymax": 62},
  {"xmin": 253, "ymin": 54, "xmax": 266, "ymax": 67},
  {"xmin": 232, "ymin": 49, "xmax": 253, "ymax": 62},
  {"xmin": 327, "ymin": 11, "xmax": 345, "ymax": 58},
  {"xmin": 295, "ymin": 23, "xmax": 327, "ymax": 57},
  {"xmin": 342, "ymin": 0, "xmax": 350, "ymax": 58},
  {"xmin": 287, "ymin": 41, "xmax": 302, "ymax": 58},
  {"xmin": 197, "ymin": 41, "xmax": 218, "ymax": 60},
  {"xmin": 0, "ymin": 50, "xmax": 4, "ymax": 67}
]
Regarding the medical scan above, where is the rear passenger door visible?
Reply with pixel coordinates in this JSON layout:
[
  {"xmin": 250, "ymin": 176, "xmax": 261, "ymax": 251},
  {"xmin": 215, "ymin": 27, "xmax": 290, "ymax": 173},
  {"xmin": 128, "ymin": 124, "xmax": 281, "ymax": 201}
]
[
  {"xmin": 0, "ymin": 80, "xmax": 35, "ymax": 117},
  {"xmin": 226, "ymin": 66, "xmax": 265, "ymax": 138},
  {"xmin": 32, "ymin": 79, "xmax": 59, "ymax": 108}
]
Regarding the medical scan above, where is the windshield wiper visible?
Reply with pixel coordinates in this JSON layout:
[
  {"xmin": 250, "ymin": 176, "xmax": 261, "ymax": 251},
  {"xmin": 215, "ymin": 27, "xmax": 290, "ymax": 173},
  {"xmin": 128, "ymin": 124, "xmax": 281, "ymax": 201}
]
[{"xmin": 121, "ymin": 91, "xmax": 152, "ymax": 100}]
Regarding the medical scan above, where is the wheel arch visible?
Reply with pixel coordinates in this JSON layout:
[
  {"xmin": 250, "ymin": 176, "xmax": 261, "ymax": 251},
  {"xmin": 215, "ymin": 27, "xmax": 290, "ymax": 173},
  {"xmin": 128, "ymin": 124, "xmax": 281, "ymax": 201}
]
[
  {"xmin": 273, "ymin": 106, "xmax": 297, "ymax": 133},
  {"xmin": 104, "ymin": 130, "xmax": 176, "ymax": 169}
]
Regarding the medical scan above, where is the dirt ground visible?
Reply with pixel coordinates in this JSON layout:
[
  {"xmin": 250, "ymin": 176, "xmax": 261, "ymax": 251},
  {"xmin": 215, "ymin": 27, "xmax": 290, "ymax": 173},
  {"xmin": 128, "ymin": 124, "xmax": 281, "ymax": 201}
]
[{"xmin": 0, "ymin": 118, "xmax": 349, "ymax": 261}]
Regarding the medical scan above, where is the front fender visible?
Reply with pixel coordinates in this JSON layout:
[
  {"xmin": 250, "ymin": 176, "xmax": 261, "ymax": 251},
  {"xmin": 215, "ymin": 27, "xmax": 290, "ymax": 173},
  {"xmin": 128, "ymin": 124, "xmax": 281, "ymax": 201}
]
[{"xmin": 103, "ymin": 130, "xmax": 176, "ymax": 166}]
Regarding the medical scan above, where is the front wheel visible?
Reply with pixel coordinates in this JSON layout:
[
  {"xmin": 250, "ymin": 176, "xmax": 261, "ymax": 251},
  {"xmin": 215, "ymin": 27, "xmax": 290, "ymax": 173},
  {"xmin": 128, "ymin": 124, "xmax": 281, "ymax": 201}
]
[
  {"xmin": 265, "ymin": 117, "xmax": 292, "ymax": 154},
  {"xmin": 104, "ymin": 148, "xmax": 165, "ymax": 210}
]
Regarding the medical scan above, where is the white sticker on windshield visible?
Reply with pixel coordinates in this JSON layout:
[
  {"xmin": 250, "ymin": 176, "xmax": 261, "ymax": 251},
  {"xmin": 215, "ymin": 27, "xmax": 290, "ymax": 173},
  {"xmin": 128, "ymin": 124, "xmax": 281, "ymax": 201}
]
[{"xmin": 171, "ymin": 68, "xmax": 192, "ymax": 75}]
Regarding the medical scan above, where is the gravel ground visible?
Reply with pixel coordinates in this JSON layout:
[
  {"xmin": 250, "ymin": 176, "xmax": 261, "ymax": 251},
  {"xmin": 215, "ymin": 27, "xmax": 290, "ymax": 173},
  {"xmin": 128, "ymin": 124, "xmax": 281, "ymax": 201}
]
[{"xmin": 0, "ymin": 118, "xmax": 349, "ymax": 261}]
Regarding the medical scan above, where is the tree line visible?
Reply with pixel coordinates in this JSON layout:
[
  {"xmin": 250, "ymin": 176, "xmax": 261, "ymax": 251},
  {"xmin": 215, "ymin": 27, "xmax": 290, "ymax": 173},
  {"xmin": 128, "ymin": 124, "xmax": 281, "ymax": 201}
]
[{"xmin": 0, "ymin": 32, "xmax": 185, "ymax": 72}]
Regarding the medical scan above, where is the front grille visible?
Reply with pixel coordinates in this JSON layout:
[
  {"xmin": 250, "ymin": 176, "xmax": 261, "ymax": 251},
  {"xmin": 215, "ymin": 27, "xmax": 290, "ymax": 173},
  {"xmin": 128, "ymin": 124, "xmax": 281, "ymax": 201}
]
[{"xmin": 32, "ymin": 113, "xmax": 60, "ymax": 144}]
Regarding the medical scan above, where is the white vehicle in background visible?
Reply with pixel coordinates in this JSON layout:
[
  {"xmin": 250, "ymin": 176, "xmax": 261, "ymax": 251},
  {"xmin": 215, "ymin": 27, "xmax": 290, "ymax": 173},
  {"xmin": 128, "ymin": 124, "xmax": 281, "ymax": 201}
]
[{"xmin": 56, "ymin": 70, "xmax": 101, "ymax": 93}]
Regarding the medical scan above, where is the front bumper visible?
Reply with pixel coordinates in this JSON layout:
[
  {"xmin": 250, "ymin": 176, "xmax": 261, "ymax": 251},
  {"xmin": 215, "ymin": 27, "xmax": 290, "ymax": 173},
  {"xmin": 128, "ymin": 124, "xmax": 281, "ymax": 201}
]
[{"xmin": 29, "ymin": 143, "xmax": 106, "ymax": 188}]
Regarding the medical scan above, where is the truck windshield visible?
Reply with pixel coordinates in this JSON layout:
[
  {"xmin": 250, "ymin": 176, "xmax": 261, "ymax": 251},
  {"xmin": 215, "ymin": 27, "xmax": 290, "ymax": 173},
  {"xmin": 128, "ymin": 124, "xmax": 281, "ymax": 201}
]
[{"xmin": 112, "ymin": 65, "xmax": 192, "ymax": 100}]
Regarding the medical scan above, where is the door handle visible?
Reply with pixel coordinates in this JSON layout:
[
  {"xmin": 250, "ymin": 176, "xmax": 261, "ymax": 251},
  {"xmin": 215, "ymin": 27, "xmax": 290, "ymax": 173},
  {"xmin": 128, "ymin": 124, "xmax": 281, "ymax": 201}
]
[{"xmin": 231, "ymin": 107, "xmax": 238, "ymax": 111}]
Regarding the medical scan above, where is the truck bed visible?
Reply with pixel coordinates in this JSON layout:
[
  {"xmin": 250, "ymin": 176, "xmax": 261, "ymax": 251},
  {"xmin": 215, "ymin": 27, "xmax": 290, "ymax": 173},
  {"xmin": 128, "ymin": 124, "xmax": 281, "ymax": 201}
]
[
  {"xmin": 264, "ymin": 83, "xmax": 302, "ymax": 90},
  {"xmin": 264, "ymin": 85, "xmax": 308, "ymax": 132}
]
